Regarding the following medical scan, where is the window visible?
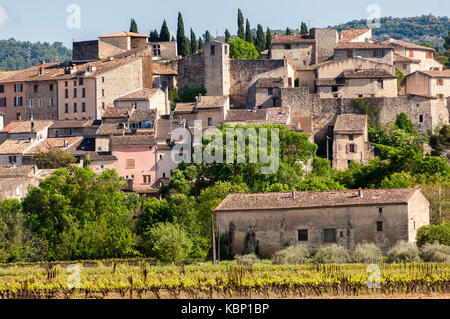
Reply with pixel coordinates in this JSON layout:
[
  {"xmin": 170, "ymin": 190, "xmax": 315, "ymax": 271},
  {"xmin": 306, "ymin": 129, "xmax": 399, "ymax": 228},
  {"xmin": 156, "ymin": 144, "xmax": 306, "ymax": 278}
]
[
  {"xmin": 403, "ymin": 64, "xmax": 407, "ymax": 70},
  {"xmin": 374, "ymin": 50, "xmax": 384, "ymax": 57},
  {"xmin": 437, "ymin": 94, "xmax": 444, "ymax": 100},
  {"xmin": 73, "ymin": 88, "xmax": 77, "ymax": 98},
  {"xmin": 224, "ymin": 46, "xmax": 228, "ymax": 55},
  {"xmin": 50, "ymin": 98, "xmax": 54, "ymax": 107},
  {"xmin": 38, "ymin": 99, "xmax": 42, "ymax": 107},
  {"xmin": 65, "ymin": 103, "xmax": 69, "ymax": 113},
  {"xmin": 143, "ymin": 175, "xmax": 151, "ymax": 184},
  {"xmin": 49, "ymin": 84, "xmax": 54, "ymax": 92},
  {"xmin": 79, "ymin": 78, "xmax": 84, "ymax": 86},
  {"xmin": 65, "ymin": 81, "xmax": 68, "ymax": 87},
  {"xmin": 16, "ymin": 113, "xmax": 21, "ymax": 120},
  {"xmin": 126, "ymin": 159, "xmax": 135, "ymax": 169},
  {"xmin": 436, "ymin": 79, "xmax": 444, "ymax": 86},
  {"xmin": 377, "ymin": 79, "xmax": 384, "ymax": 89},
  {"xmin": 74, "ymin": 80, "xmax": 77, "ymax": 87},
  {"xmin": 29, "ymin": 99, "xmax": 33, "ymax": 107},
  {"xmin": 376, "ymin": 221, "xmax": 383, "ymax": 232},
  {"xmin": 288, "ymin": 77, "xmax": 292, "ymax": 87},
  {"xmin": 210, "ymin": 45, "xmax": 215, "ymax": 55},
  {"xmin": 349, "ymin": 134, "xmax": 354, "ymax": 141},
  {"xmin": 332, "ymin": 86, "xmax": 338, "ymax": 92},
  {"xmin": 38, "ymin": 114, "xmax": 43, "ymax": 120},
  {"xmin": 426, "ymin": 51, "xmax": 433, "ymax": 59},
  {"xmin": 419, "ymin": 114, "xmax": 424, "ymax": 123},
  {"xmin": 340, "ymin": 231, "xmax": 344, "ymax": 238},
  {"xmin": 409, "ymin": 50, "xmax": 414, "ymax": 57},
  {"xmin": 82, "ymin": 102, "xmax": 86, "ymax": 112},
  {"xmin": 102, "ymin": 89, "xmax": 105, "ymax": 97},
  {"xmin": 272, "ymin": 98, "xmax": 277, "ymax": 107},
  {"xmin": 349, "ymin": 144, "xmax": 356, "ymax": 153},
  {"xmin": 73, "ymin": 103, "xmax": 77, "ymax": 113},
  {"xmin": 293, "ymin": 51, "xmax": 299, "ymax": 60},
  {"xmin": 208, "ymin": 118, "xmax": 212, "ymax": 127},
  {"xmin": 100, "ymin": 165, "xmax": 104, "ymax": 169},
  {"xmin": 159, "ymin": 154, "xmax": 163, "ymax": 160},
  {"xmin": 298, "ymin": 229, "xmax": 308, "ymax": 241},
  {"xmin": 102, "ymin": 77, "xmax": 105, "ymax": 83},
  {"xmin": 33, "ymin": 85, "xmax": 38, "ymax": 93},
  {"xmin": 65, "ymin": 89, "xmax": 69, "ymax": 99},
  {"xmin": 14, "ymin": 96, "xmax": 23, "ymax": 106},
  {"xmin": 82, "ymin": 88, "xmax": 86, "ymax": 98},
  {"xmin": 347, "ymin": 50, "xmax": 353, "ymax": 58},
  {"xmin": 14, "ymin": 84, "xmax": 23, "ymax": 92},
  {"xmin": 379, "ymin": 207, "xmax": 383, "ymax": 213},
  {"xmin": 268, "ymin": 88, "xmax": 273, "ymax": 95},
  {"xmin": 323, "ymin": 228, "xmax": 336, "ymax": 243},
  {"xmin": 284, "ymin": 44, "xmax": 291, "ymax": 50},
  {"xmin": 0, "ymin": 97, "xmax": 6, "ymax": 107},
  {"xmin": 162, "ymin": 172, "xmax": 166, "ymax": 178},
  {"xmin": 8, "ymin": 156, "xmax": 16, "ymax": 164},
  {"xmin": 0, "ymin": 85, "xmax": 4, "ymax": 93},
  {"xmin": 276, "ymin": 51, "xmax": 282, "ymax": 59}
]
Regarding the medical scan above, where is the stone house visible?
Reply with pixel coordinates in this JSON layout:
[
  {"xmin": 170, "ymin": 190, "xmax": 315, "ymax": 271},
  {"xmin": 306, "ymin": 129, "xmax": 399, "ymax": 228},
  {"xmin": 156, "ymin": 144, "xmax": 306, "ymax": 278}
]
[
  {"xmin": 110, "ymin": 135, "xmax": 158, "ymax": 190},
  {"xmin": 334, "ymin": 42, "xmax": 394, "ymax": 65},
  {"xmin": 150, "ymin": 41, "xmax": 179, "ymax": 61},
  {"xmin": 378, "ymin": 38, "xmax": 443, "ymax": 74},
  {"xmin": 215, "ymin": 187, "xmax": 429, "ymax": 257},
  {"xmin": 152, "ymin": 62, "xmax": 177, "ymax": 90},
  {"xmin": 405, "ymin": 70, "xmax": 450, "ymax": 105},
  {"xmin": 393, "ymin": 53, "xmax": 421, "ymax": 76},
  {"xmin": 114, "ymin": 88, "xmax": 169, "ymax": 116},
  {"xmin": 0, "ymin": 70, "xmax": 29, "ymax": 125},
  {"xmin": 247, "ymin": 77, "xmax": 286, "ymax": 108},
  {"xmin": 270, "ymin": 34, "xmax": 316, "ymax": 70},
  {"xmin": 332, "ymin": 114, "xmax": 374, "ymax": 170},
  {"xmin": 48, "ymin": 119, "xmax": 99, "ymax": 139},
  {"xmin": 82, "ymin": 152, "xmax": 118, "ymax": 174}
]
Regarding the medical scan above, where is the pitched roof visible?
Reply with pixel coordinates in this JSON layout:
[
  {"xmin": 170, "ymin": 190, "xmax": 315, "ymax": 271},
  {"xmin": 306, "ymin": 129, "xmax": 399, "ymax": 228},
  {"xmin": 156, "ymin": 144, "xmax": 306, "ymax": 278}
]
[
  {"xmin": 334, "ymin": 114, "xmax": 367, "ymax": 133},
  {"xmin": 115, "ymin": 88, "xmax": 162, "ymax": 101},
  {"xmin": 99, "ymin": 31, "xmax": 149, "ymax": 38},
  {"xmin": 316, "ymin": 79, "xmax": 346, "ymax": 86},
  {"xmin": 152, "ymin": 63, "xmax": 177, "ymax": 75},
  {"xmin": 96, "ymin": 123, "xmax": 127, "ymax": 136},
  {"xmin": 0, "ymin": 165, "xmax": 35, "ymax": 177},
  {"xmin": 0, "ymin": 63, "xmax": 62, "ymax": 83},
  {"xmin": 415, "ymin": 70, "xmax": 450, "ymax": 78},
  {"xmin": 174, "ymin": 102, "xmax": 195, "ymax": 113},
  {"xmin": 343, "ymin": 69, "xmax": 396, "ymax": 79},
  {"xmin": 110, "ymin": 135, "xmax": 156, "ymax": 146},
  {"xmin": 339, "ymin": 28, "xmax": 371, "ymax": 42},
  {"xmin": 196, "ymin": 96, "xmax": 228, "ymax": 109},
  {"xmin": 386, "ymin": 39, "xmax": 435, "ymax": 51},
  {"xmin": 101, "ymin": 107, "xmax": 134, "ymax": 119},
  {"xmin": 225, "ymin": 109, "xmax": 268, "ymax": 122},
  {"xmin": 0, "ymin": 139, "xmax": 36, "ymax": 155},
  {"xmin": 335, "ymin": 42, "xmax": 393, "ymax": 50},
  {"xmin": 272, "ymin": 34, "xmax": 315, "ymax": 45},
  {"xmin": 256, "ymin": 77, "xmax": 285, "ymax": 88},
  {"xmin": 85, "ymin": 152, "xmax": 118, "ymax": 162},
  {"xmin": 215, "ymin": 188, "xmax": 420, "ymax": 211},
  {"xmin": 27, "ymin": 137, "xmax": 84, "ymax": 154},
  {"xmin": 393, "ymin": 53, "xmax": 420, "ymax": 64},
  {"xmin": 156, "ymin": 119, "xmax": 187, "ymax": 140},
  {"xmin": 1, "ymin": 120, "xmax": 53, "ymax": 133},
  {"xmin": 128, "ymin": 109, "xmax": 157, "ymax": 122},
  {"xmin": 50, "ymin": 119, "xmax": 95, "ymax": 129}
]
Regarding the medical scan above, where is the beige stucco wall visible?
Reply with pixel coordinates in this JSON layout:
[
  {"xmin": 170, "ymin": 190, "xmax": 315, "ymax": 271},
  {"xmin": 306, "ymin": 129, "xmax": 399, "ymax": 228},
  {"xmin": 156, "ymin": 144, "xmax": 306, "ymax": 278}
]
[
  {"xmin": 57, "ymin": 77, "xmax": 96, "ymax": 120},
  {"xmin": 98, "ymin": 37, "xmax": 130, "ymax": 58},
  {"xmin": 332, "ymin": 132, "xmax": 373, "ymax": 170},
  {"xmin": 95, "ymin": 136, "xmax": 110, "ymax": 152},
  {"xmin": 316, "ymin": 58, "xmax": 394, "ymax": 80},
  {"xmin": 156, "ymin": 148, "xmax": 178, "ymax": 179},
  {"xmin": 26, "ymin": 80, "xmax": 58, "ymax": 120},
  {"xmin": 217, "ymin": 203, "xmax": 412, "ymax": 257},
  {"xmin": 0, "ymin": 82, "xmax": 28, "ymax": 125},
  {"xmin": 271, "ymin": 43, "xmax": 315, "ymax": 70},
  {"xmin": 89, "ymin": 159, "xmax": 118, "ymax": 174},
  {"xmin": 335, "ymin": 49, "xmax": 393, "ymax": 65},
  {"xmin": 407, "ymin": 190, "xmax": 430, "ymax": 245}
]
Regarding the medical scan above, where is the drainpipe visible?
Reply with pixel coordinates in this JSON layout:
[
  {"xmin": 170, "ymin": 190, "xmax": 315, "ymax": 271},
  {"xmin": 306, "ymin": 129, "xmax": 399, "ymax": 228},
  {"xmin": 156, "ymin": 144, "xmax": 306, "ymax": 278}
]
[{"xmin": 165, "ymin": 86, "xmax": 169, "ymax": 115}]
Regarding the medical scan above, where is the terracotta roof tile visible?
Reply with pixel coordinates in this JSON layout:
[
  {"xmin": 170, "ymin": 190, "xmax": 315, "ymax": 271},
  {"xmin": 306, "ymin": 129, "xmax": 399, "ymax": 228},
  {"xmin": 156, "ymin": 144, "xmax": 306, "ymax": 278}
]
[
  {"xmin": 339, "ymin": 28, "xmax": 371, "ymax": 42},
  {"xmin": 156, "ymin": 119, "xmax": 187, "ymax": 140},
  {"xmin": 1, "ymin": 120, "xmax": 53, "ymax": 133},
  {"xmin": 174, "ymin": 102, "xmax": 195, "ymax": 113},
  {"xmin": 272, "ymin": 34, "xmax": 315, "ymax": 45},
  {"xmin": 110, "ymin": 135, "xmax": 156, "ymax": 146},
  {"xmin": 101, "ymin": 107, "xmax": 134, "ymax": 119},
  {"xmin": 152, "ymin": 63, "xmax": 177, "ymax": 75},
  {"xmin": 334, "ymin": 114, "xmax": 367, "ymax": 133},
  {"xmin": 343, "ymin": 69, "xmax": 396, "ymax": 79},
  {"xmin": 0, "ymin": 139, "xmax": 36, "ymax": 155},
  {"xmin": 27, "ymin": 137, "xmax": 84, "ymax": 154},
  {"xmin": 128, "ymin": 109, "xmax": 157, "ymax": 122},
  {"xmin": 385, "ymin": 39, "xmax": 435, "ymax": 51},
  {"xmin": 215, "ymin": 188, "xmax": 420, "ymax": 211},
  {"xmin": 96, "ymin": 123, "xmax": 126, "ymax": 136},
  {"xmin": 256, "ymin": 77, "xmax": 284, "ymax": 88},
  {"xmin": 335, "ymin": 42, "xmax": 393, "ymax": 50},
  {"xmin": 196, "ymin": 96, "xmax": 228, "ymax": 109},
  {"xmin": 393, "ymin": 53, "xmax": 420, "ymax": 64},
  {"xmin": 99, "ymin": 31, "xmax": 149, "ymax": 38},
  {"xmin": 116, "ymin": 88, "xmax": 162, "ymax": 101},
  {"xmin": 416, "ymin": 70, "xmax": 450, "ymax": 78}
]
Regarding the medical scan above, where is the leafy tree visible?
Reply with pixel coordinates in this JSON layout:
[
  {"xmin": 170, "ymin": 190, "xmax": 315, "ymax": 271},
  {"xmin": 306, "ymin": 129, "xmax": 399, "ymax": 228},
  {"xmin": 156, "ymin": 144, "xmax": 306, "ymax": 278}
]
[
  {"xmin": 181, "ymin": 87, "xmax": 207, "ymax": 102},
  {"xmin": 190, "ymin": 28, "xmax": 197, "ymax": 53},
  {"xmin": 416, "ymin": 221, "xmax": 450, "ymax": 248},
  {"xmin": 198, "ymin": 37, "xmax": 204, "ymax": 51},
  {"xmin": 312, "ymin": 157, "xmax": 331, "ymax": 177},
  {"xmin": 129, "ymin": 18, "xmax": 138, "ymax": 33},
  {"xmin": 300, "ymin": 22, "xmax": 308, "ymax": 35},
  {"xmin": 225, "ymin": 29, "xmax": 231, "ymax": 43},
  {"xmin": 149, "ymin": 29, "xmax": 159, "ymax": 42},
  {"xmin": 255, "ymin": 24, "xmax": 266, "ymax": 53},
  {"xmin": 171, "ymin": 36, "xmax": 176, "ymax": 42},
  {"xmin": 444, "ymin": 31, "xmax": 450, "ymax": 51},
  {"xmin": 395, "ymin": 113, "xmax": 416, "ymax": 134},
  {"xmin": 245, "ymin": 19, "xmax": 254, "ymax": 44},
  {"xmin": 177, "ymin": 12, "xmax": 188, "ymax": 56},
  {"xmin": 159, "ymin": 20, "xmax": 171, "ymax": 42},
  {"xmin": 297, "ymin": 176, "xmax": 346, "ymax": 191},
  {"xmin": 237, "ymin": 9, "xmax": 245, "ymax": 39},
  {"xmin": 395, "ymin": 68, "xmax": 405, "ymax": 92},
  {"xmin": 35, "ymin": 147, "xmax": 77, "ymax": 169},
  {"xmin": 227, "ymin": 37, "xmax": 260, "ymax": 59},
  {"xmin": 144, "ymin": 223, "xmax": 192, "ymax": 263},
  {"xmin": 181, "ymin": 36, "xmax": 191, "ymax": 57},
  {"xmin": 286, "ymin": 28, "xmax": 292, "ymax": 35},
  {"xmin": 380, "ymin": 172, "xmax": 414, "ymax": 188},
  {"xmin": 429, "ymin": 125, "xmax": 450, "ymax": 156},
  {"xmin": 205, "ymin": 31, "xmax": 211, "ymax": 44},
  {"xmin": 266, "ymin": 28, "xmax": 272, "ymax": 50}
]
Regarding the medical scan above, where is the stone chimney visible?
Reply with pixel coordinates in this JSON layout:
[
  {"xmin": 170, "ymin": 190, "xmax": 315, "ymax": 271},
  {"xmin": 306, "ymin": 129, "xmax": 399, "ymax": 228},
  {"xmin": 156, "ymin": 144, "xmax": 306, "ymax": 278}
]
[
  {"xmin": 291, "ymin": 189, "xmax": 296, "ymax": 199},
  {"xmin": 358, "ymin": 189, "xmax": 363, "ymax": 198},
  {"xmin": 31, "ymin": 121, "xmax": 35, "ymax": 132},
  {"xmin": 63, "ymin": 139, "xmax": 68, "ymax": 150}
]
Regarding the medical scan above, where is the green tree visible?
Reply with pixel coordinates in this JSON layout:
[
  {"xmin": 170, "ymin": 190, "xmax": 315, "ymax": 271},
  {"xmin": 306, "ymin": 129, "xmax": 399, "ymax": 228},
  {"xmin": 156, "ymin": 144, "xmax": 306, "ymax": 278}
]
[
  {"xmin": 129, "ymin": 18, "xmax": 138, "ymax": 33},
  {"xmin": 429, "ymin": 125, "xmax": 450, "ymax": 156},
  {"xmin": 312, "ymin": 157, "xmax": 331, "ymax": 177},
  {"xmin": 395, "ymin": 68, "xmax": 405, "ymax": 92},
  {"xmin": 395, "ymin": 113, "xmax": 416, "ymax": 134},
  {"xmin": 190, "ymin": 28, "xmax": 198, "ymax": 53},
  {"xmin": 297, "ymin": 176, "xmax": 346, "ymax": 191},
  {"xmin": 177, "ymin": 12, "xmax": 188, "ymax": 56},
  {"xmin": 198, "ymin": 37, "xmax": 204, "ymax": 51},
  {"xmin": 255, "ymin": 24, "xmax": 266, "ymax": 53},
  {"xmin": 35, "ymin": 147, "xmax": 77, "ymax": 169},
  {"xmin": 285, "ymin": 28, "xmax": 292, "ymax": 35},
  {"xmin": 149, "ymin": 29, "xmax": 159, "ymax": 42},
  {"xmin": 266, "ymin": 28, "xmax": 272, "ymax": 50},
  {"xmin": 159, "ymin": 20, "xmax": 171, "ymax": 42},
  {"xmin": 227, "ymin": 37, "xmax": 260, "ymax": 59},
  {"xmin": 225, "ymin": 29, "xmax": 231, "ymax": 43},
  {"xmin": 144, "ymin": 223, "xmax": 192, "ymax": 263},
  {"xmin": 205, "ymin": 31, "xmax": 211, "ymax": 43},
  {"xmin": 444, "ymin": 31, "xmax": 450, "ymax": 51},
  {"xmin": 237, "ymin": 9, "xmax": 245, "ymax": 39},
  {"xmin": 380, "ymin": 172, "xmax": 414, "ymax": 188},
  {"xmin": 245, "ymin": 19, "xmax": 254, "ymax": 44},
  {"xmin": 300, "ymin": 22, "xmax": 308, "ymax": 35}
]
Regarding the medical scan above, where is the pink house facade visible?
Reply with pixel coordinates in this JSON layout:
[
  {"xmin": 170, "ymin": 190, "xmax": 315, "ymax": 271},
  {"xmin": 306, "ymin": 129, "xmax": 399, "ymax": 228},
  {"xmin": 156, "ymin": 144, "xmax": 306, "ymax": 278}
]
[{"xmin": 110, "ymin": 135, "xmax": 157, "ymax": 190}]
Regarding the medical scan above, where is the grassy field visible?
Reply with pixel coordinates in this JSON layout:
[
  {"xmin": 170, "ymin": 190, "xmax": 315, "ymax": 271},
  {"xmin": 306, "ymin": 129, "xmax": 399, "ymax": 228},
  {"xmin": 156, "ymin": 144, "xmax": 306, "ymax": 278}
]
[{"xmin": 0, "ymin": 260, "xmax": 449, "ymax": 299}]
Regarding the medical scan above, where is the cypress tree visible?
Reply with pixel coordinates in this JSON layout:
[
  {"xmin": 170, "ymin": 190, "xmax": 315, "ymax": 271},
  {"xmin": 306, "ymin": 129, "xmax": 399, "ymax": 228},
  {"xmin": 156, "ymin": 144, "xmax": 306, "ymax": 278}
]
[
  {"xmin": 198, "ymin": 37, "xmax": 204, "ymax": 51},
  {"xmin": 149, "ymin": 29, "xmax": 159, "ymax": 42},
  {"xmin": 171, "ymin": 36, "xmax": 175, "ymax": 42},
  {"xmin": 190, "ymin": 28, "xmax": 198, "ymax": 54},
  {"xmin": 237, "ymin": 9, "xmax": 245, "ymax": 39},
  {"xmin": 285, "ymin": 28, "xmax": 291, "ymax": 35},
  {"xmin": 129, "ymin": 19, "xmax": 138, "ymax": 33},
  {"xmin": 177, "ymin": 12, "xmax": 186, "ymax": 56},
  {"xmin": 225, "ymin": 29, "xmax": 231, "ymax": 43},
  {"xmin": 255, "ymin": 24, "xmax": 266, "ymax": 52},
  {"xmin": 182, "ymin": 36, "xmax": 191, "ymax": 56},
  {"xmin": 205, "ymin": 31, "xmax": 211, "ymax": 43},
  {"xmin": 301, "ymin": 22, "xmax": 308, "ymax": 35},
  {"xmin": 159, "ymin": 20, "xmax": 171, "ymax": 42},
  {"xmin": 245, "ymin": 19, "xmax": 254, "ymax": 44},
  {"xmin": 266, "ymin": 28, "xmax": 272, "ymax": 50}
]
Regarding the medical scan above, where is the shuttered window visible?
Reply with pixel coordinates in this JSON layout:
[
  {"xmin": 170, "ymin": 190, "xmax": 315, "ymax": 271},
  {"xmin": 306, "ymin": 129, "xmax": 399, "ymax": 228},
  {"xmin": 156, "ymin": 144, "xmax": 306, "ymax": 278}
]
[
  {"xmin": 126, "ymin": 159, "xmax": 135, "ymax": 169},
  {"xmin": 323, "ymin": 229, "xmax": 336, "ymax": 243}
]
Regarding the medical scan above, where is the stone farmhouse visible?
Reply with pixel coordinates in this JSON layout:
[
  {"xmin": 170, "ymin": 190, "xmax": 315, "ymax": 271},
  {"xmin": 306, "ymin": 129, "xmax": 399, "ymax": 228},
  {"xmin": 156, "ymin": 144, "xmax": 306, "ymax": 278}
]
[
  {"xmin": 405, "ymin": 69, "xmax": 450, "ymax": 105},
  {"xmin": 215, "ymin": 187, "xmax": 429, "ymax": 257}
]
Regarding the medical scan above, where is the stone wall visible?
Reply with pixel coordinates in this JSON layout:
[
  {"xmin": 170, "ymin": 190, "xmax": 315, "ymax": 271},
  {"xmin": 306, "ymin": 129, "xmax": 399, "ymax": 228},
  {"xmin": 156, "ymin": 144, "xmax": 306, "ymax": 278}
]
[
  {"xmin": 26, "ymin": 80, "xmax": 58, "ymax": 120},
  {"xmin": 73, "ymin": 40, "xmax": 99, "ymax": 61},
  {"xmin": 178, "ymin": 53, "xmax": 204, "ymax": 94},
  {"xmin": 310, "ymin": 28, "xmax": 338, "ymax": 64}
]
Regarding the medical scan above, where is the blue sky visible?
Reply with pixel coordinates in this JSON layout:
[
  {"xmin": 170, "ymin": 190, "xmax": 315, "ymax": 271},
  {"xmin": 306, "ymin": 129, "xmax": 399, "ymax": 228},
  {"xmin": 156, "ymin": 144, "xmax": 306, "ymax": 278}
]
[{"xmin": 0, "ymin": 0, "xmax": 448, "ymax": 48}]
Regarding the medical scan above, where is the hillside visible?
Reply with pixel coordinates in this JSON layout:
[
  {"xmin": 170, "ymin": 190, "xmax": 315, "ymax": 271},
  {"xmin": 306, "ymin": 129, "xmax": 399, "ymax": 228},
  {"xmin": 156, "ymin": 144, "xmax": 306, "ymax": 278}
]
[{"xmin": 0, "ymin": 38, "xmax": 72, "ymax": 71}]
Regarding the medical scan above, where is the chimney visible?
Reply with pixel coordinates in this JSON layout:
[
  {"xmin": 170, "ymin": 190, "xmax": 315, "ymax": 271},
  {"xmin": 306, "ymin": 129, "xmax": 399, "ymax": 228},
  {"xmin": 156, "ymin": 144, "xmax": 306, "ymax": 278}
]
[
  {"xmin": 197, "ymin": 93, "xmax": 202, "ymax": 103},
  {"xmin": 358, "ymin": 189, "xmax": 363, "ymax": 198},
  {"xmin": 64, "ymin": 139, "xmax": 68, "ymax": 150},
  {"xmin": 291, "ymin": 189, "xmax": 296, "ymax": 199},
  {"xmin": 31, "ymin": 121, "xmax": 35, "ymax": 132},
  {"xmin": 39, "ymin": 66, "xmax": 44, "ymax": 76}
]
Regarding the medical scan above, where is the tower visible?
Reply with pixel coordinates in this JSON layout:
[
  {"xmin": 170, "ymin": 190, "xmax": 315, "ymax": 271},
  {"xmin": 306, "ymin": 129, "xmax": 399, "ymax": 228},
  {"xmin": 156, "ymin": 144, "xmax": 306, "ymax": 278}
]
[{"xmin": 203, "ymin": 41, "xmax": 230, "ymax": 96}]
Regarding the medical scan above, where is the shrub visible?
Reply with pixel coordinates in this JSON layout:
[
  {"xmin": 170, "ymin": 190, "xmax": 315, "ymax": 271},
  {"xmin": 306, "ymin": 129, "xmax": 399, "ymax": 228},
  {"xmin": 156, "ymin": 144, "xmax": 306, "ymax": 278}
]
[
  {"xmin": 420, "ymin": 242, "xmax": 450, "ymax": 262},
  {"xmin": 313, "ymin": 244, "xmax": 351, "ymax": 264},
  {"xmin": 235, "ymin": 253, "xmax": 258, "ymax": 265},
  {"xmin": 352, "ymin": 243, "xmax": 383, "ymax": 263},
  {"xmin": 144, "ymin": 223, "xmax": 192, "ymax": 263},
  {"xmin": 272, "ymin": 244, "xmax": 310, "ymax": 265},
  {"xmin": 387, "ymin": 241, "xmax": 421, "ymax": 263},
  {"xmin": 416, "ymin": 222, "xmax": 450, "ymax": 248}
]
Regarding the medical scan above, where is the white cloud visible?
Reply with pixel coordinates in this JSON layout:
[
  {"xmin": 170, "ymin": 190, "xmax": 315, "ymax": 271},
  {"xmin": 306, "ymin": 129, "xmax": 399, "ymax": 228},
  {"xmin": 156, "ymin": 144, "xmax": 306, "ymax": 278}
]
[{"xmin": 0, "ymin": 6, "xmax": 9, "ymax": 28}]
